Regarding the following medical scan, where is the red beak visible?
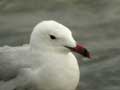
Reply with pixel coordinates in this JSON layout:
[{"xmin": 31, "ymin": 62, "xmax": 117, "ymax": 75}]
[{"xmin": 66, "ymin": 44, "xmax": 91, "ymax": 58}]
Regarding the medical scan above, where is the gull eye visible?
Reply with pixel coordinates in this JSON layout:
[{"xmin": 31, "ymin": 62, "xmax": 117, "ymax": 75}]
[{"xmin": 49, "ymin": 35, "xmax": 56, "ymax": 40}]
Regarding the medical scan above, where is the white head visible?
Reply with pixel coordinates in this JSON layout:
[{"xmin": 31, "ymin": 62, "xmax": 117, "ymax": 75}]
[
  {"xmin": 30, "ymin": 20, "xmax": 90, "ymax": 58},
  {"xmin": 30, "ymin": 20, "xmax": 76, "ymax": 52}
]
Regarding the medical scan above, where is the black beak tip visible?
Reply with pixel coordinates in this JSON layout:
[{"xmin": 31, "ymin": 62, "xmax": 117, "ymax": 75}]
[{"xmin": 83, "ymin": 48, "xmax": 91, "ymax": 59}]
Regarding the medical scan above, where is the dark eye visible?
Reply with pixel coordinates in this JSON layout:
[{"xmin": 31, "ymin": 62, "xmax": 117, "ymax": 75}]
[{"xmin": 49, "ymin": 35, "xmax": 56, "ymax": 40}]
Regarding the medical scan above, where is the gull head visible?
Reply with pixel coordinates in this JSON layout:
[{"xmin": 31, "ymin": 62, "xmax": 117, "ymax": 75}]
[{"xmin": 30, "ymin": 20, "xmax": 91, "ymax": 58}]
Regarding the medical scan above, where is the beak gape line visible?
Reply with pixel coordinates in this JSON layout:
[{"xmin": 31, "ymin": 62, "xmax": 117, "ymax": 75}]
[{"xmin": 65, "ymin": 44, "xmax": 91, "ymax": 58}]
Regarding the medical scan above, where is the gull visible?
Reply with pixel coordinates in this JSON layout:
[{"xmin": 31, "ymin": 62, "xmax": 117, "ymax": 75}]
[{"xmin": 0, "ymin": 20, "xmax": 90, "ymax": 90}]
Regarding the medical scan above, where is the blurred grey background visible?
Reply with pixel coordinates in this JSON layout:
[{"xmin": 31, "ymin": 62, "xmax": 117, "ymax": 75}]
[{"xmin": 0, "ymin": 0, "xmax": 120, "ymax": 90}]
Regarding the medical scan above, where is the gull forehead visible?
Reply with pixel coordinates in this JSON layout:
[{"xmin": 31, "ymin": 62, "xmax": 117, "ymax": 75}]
[{"xmin": 34, "ymin": 20, "xmax": 72, "ymax": 35}]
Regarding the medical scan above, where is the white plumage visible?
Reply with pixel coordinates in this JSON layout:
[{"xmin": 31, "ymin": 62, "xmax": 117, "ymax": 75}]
[{"xmin": 0, "ymin": 20, "xmax": 90, "ymax": 90}]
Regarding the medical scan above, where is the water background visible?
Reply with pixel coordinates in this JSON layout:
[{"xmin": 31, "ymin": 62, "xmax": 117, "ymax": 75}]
[{"xmin": 0, "ymin": 0, "xmax": 120, "ymax": 90}]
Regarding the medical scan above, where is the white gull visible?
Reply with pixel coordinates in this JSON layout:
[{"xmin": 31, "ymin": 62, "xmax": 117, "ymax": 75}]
[{"xmin": 0, "ymin": 20, "xmax": 90, "ymax": 90}]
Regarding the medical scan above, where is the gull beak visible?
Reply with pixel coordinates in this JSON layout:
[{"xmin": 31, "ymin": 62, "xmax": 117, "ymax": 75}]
[{"xmin": 66, "ymin": 43, "xmax": 91, "ymax": 59}]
